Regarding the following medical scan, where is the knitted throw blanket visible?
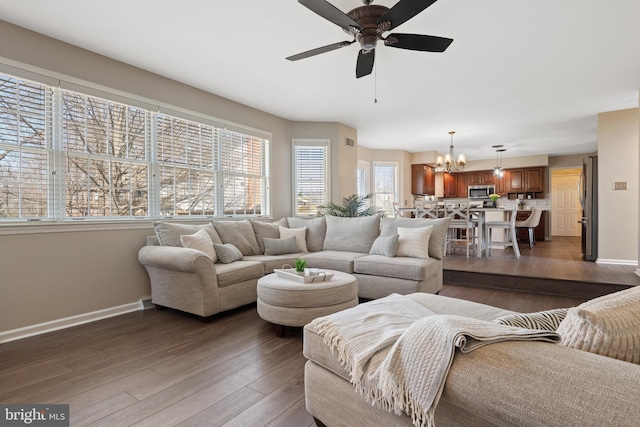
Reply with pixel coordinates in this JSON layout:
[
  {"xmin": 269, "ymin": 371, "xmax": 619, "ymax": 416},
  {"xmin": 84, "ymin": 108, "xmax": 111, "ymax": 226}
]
[{"xmin": 310, "ymin": 295, "xmax": 561, "ymax": 427}]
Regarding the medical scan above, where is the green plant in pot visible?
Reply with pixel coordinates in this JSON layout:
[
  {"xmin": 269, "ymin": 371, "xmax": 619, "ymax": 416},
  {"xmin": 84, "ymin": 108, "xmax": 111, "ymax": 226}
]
[
  {"xmin": 316, "ymin": 193, "xmax": 385, "ymax": 217},
  {"xmin": 295, "ymin": 258, "xmax": 307, "ymax": 275}
]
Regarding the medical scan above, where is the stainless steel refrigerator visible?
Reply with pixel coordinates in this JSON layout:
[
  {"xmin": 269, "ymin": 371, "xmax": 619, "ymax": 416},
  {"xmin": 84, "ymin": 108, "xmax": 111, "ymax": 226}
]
[{"xmin": 579, "ymin": 155, "xmax": 598, "ymax": 261}]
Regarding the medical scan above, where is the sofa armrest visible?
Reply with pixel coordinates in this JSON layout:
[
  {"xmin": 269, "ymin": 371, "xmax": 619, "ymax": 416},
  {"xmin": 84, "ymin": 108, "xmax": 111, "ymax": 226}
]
[
  {"xmin": 444, "ymin": 341, "xmax": 640, "ymax": 426},
  {"xmin": 138, "ymin": 245, "xmax": 213, "ymax": 273},
  {"xmin": 138, "ymin": 245, "xmax": 220, "ymax": 317}
]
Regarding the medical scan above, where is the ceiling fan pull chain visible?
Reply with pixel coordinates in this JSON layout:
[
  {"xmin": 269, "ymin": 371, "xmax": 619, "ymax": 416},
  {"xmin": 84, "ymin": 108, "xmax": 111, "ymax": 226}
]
[{"xmin": 374, "ymin": 60, "xmax": 378, "ymax": 104}]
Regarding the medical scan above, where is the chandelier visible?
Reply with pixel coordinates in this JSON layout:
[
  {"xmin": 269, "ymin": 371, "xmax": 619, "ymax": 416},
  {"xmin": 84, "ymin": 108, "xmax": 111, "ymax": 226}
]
[
  {"xmin": 492, "ymin": 144, "xmax": 506, "ymax": 178},
  {"xmin": 436, "ymin": 131, "xmax": 466, "ymax": 173}
]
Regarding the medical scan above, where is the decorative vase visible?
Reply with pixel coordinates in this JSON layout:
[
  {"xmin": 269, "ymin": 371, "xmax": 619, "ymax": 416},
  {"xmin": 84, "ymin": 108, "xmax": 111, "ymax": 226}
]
[{"xmin": 490, "ymin": 201, "xmax": 497, "ymax": 208}]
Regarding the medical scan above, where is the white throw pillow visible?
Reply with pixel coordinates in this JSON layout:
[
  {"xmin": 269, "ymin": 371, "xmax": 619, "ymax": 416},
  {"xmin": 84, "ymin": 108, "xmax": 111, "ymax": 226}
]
[
  {"xmin": 396, "ymin": 226, "xmax": 433, "ymax": 259},
  {"xmin": 556, "ymin": 286, "xmax": 640, "ymax": 364},
  {"xmin": 279, "ymin": 226, "xmax": 308, "ymax": 253},
  {"xmin": 180, "ymin": 229, "xmax": 217, "ymax": 262}
]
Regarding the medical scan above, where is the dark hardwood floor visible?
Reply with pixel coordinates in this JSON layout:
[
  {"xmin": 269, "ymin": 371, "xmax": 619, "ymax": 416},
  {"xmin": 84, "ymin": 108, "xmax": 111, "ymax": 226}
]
[
  {"xmin": 0, "ymin": 281, "xmax": 596, "ymax": 427},
  {"xmin": 444, "ymin": 236, "xmax": 640, "ymax": 298}
]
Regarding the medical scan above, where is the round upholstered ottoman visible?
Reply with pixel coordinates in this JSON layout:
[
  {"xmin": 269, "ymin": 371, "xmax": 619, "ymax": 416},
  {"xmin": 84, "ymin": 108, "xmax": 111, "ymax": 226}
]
[{"xmin": 257, "ymin": 270, "xmax": 358, "ymax": 337}]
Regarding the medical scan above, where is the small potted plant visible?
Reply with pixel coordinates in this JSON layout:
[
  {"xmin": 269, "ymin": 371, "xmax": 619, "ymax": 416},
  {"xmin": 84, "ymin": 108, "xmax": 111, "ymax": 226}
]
[
  {"xmin": 295, "ymin": 258, "xmax": 307, "ymax": 276},
  {"xmin": 488, "ymin": 193, "xmax": 500, "ymax": 208}
]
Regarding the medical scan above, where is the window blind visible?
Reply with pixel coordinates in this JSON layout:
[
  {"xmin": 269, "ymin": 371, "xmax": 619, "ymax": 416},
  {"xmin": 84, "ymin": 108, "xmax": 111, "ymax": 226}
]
[{"xmin": 293, "ymin": 140, "xmax": 329, "ymax": 216}]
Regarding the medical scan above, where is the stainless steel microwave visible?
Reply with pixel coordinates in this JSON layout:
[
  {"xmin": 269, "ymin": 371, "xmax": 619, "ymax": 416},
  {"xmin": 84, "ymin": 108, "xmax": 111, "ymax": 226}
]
[{"xmin": 468, "ymin": 185, "xmax": 496, "ymax": 199}]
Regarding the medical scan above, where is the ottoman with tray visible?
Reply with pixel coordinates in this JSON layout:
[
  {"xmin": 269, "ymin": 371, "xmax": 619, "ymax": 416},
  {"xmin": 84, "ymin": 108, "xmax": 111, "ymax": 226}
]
[{"xmin": 257, "ymin": 269, "xmax": 358, "ymax": 337}]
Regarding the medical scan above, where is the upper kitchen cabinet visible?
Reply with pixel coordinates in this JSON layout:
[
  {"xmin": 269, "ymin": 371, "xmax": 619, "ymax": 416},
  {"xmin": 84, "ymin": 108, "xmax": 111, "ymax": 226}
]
[
  {"xmin": 506, "ymin": 167, "xmax": 546, "ymax": 197},
  {"xmin": 467, "ymin": 171, "xmax": 495, "ymax": 186},
  {"xmin": 411, "ymin": 164, "xmax": 436, "ymax": 195}
]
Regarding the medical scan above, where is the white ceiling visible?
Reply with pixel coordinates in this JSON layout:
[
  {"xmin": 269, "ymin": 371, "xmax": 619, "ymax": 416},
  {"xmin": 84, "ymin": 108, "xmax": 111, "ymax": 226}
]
[{"xmin": 1, "ymin": 0, "xmax": 639, "ymax": 161}]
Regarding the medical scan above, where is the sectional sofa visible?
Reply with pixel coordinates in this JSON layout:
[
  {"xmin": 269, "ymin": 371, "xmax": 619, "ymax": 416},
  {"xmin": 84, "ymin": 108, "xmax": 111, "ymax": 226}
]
[
  {"xmin": 138, "ymin": 215, "xmax": 450, "ymax": 319},
  {"xmin": 305, "ymin": 289, "xmax": 640, "ymax": 426}
]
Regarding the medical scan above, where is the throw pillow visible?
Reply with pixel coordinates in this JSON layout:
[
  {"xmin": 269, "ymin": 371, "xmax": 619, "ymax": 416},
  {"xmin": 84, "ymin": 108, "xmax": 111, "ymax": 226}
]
[
  {"xmin": 212, "ymin": 220, "xmax": 261, "ymax": 256},
  {"xmin": 263, "ymin": 236, "xmax": 299, "ymax": 256},
  {"xmin": 396, "ymin": 226, "xmax": 433, "ymax": 259},
  {"xmin": 493, "ymin": 308, "xmax": 569, "ymax": 331},
  {"xmin": 153, "ymin": 222, "xmax": 222, "ymax": 247},
  {"xmin": 251, "ymin": 218, "xmax": 287, "ymax": 253},
  {"xmin": 279, "ymin": 226, "xmax": 308, "ymax": 252},
  {"xmin": 379, "ymin": 217, "xmax": 450, "ymax": 260},
  {"xmin": 369, "ymin": 234, "xmax": 399, "ymax": 257},
  {"xmin": 322, "ymin": 215, "xmax": 381, "ymax": 253},
  {"xmin": 556, "ymin": 286, "xmax": 640, "ymax": 364},
  {"xmin": 179, "ymin": 229, "xmax": 217, "ymax": 262},
  {"xmin": 213, "ymin": 243, "xmax": 243, "ymax": 264},
  {"xmin": 287, "ymin": 216, "xmax": 326, "ymax": 252}
]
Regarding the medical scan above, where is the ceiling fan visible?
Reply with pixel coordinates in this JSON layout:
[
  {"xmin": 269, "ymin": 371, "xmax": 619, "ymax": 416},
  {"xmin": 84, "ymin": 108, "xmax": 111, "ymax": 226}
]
[{"xmin": 286, "ymin": 0, "xmax": 453, "ymax": 78}]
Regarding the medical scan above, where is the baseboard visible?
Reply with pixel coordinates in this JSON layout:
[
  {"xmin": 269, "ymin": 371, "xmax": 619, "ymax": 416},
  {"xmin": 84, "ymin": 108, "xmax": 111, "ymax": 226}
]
[
  {"xmin": 0, "ymin": 300, "xmax": 145, "ymax": 344},
  {"xmin": 595, "ymin": 258, "xmax": 638, "ymax": 266}
]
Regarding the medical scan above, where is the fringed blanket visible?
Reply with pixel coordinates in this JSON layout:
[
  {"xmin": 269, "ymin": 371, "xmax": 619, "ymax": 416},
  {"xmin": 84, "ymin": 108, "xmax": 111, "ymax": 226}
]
[{"xmin": 310, "ymin": 295, "xmax": 561, "ymax": 427}]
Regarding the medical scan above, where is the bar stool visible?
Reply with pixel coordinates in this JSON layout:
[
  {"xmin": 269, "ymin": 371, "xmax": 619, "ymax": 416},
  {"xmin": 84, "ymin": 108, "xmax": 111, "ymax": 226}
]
[
  {"xmin": 445, "ymin": 203, "xmax": 477, "ymax": 257},
  {"xmin": 515, "ymin": 208, "xmax": 543, "ymax": 249},
  {"xmin": 484, "ymin": 207, "xmax": 520, "ymax": 259}
]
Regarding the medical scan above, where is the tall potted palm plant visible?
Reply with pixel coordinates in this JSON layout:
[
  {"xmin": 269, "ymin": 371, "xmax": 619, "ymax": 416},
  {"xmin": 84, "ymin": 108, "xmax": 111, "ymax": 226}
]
[{"xmin": 316, "ymin": 193, "xmax": 384, "ymax": 217}]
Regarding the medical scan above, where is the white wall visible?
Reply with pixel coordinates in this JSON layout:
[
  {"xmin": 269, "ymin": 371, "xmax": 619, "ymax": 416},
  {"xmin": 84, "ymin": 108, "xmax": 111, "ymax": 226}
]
[{"xmin": 597, "ymin": 108, "xmax": 639, "ymax": 263}]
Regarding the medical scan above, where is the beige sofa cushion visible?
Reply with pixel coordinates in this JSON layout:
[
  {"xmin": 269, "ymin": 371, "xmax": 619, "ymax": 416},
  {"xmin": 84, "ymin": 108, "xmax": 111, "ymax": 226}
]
[
  {"xmin": 301, "ymin": 251, "xmax": 366, "ymax": 273},
  {"xmin": 397, "ymin": 225, "xmax": 433, "ymax": 259},
  {"xmin": 279, "ymin": 226, "xmax": 308, "ymax": 252},
  {"xmin": 287, "ymin": 216, "xmax": 326, "ymax": 252},
  {"xmin": 154, "ymin": 222, "xmax": 222, "ymax": 247},
  {"xmin": 251, "ymin": 218, "xmax": 287, "ymax": 253},
  {"xmin": 557, "ymin": 285, "xmax": 640, "ymax": 364},
  {"xmin": 380, "ymin": 217, "xmax": 450, "ymax": 260},
  {"xmin": 213, "ymin": 220, "xmax": 261, "ymax": 256},
  {"xmin": 354, "ymin": 254, "xmax": 439, "ymax": 281},
  {"xmin": 323, "ymin": 215, "xmax": 381, "ymax": 253},
  {"xmin": 214, "ymin": 260, "xmax": 264, "ymax": 288},
  {"xmin": 180, "ymin": 229, "xmax": 217, "ymax": 262}
]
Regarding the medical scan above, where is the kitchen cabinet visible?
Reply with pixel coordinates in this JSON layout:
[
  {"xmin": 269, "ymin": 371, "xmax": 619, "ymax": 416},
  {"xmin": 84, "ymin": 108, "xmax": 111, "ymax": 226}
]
[
  {"xmin": 467, "ymin": 171, "xmax": 495, "ymax": 186},
  {"xmin": 443, "ymin": 172, "xmax": 457, "ymax": 198},
  {"xmin": 456, "ymin": 173, "xmax": 468, "ymax": 198},
  {"xmin": 494, "ymin": 174, "xmax": 506, "ymax": 195},
  {"xmin": 524, "ymin": 167, "xmax": 544, "ymax": 192},
  {"xmin": 516, "ymin": 210, "xmax": 546, "ymax": 242},
  {"xmin": 507, "ymin": 167, "xmax": 546, "ymax": 196},
  {"xmin": 411, "ymin": 164, "xmax": 435, "ymax": 195}
]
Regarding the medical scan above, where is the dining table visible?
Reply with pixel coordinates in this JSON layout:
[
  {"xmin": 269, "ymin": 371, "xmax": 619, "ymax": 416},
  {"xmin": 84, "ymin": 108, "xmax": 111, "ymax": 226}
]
[{"xmin": 412, "ymin": 205, "xmax": 514, "ymax": 258}]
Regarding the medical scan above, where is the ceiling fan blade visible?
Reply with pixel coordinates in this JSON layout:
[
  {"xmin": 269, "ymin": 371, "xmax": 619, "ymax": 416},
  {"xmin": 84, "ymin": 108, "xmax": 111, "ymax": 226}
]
[
  {"xmin": 385, "ymin": 33, "xmax": 453, "ymax": 52},
  {"xmin": 299, "ymin": 0, "xmax": 362, "ymax": 32},
  {"xmin": 378, "ymin": 0, "xmax": 438, "ymax": 31},
  {"xmin": 356, "ymin": 49, "xmax": 375, "ymax": 78},
  {"xmin": 286, "ymin": 40, "xmax": 354, "ymax": 61}
]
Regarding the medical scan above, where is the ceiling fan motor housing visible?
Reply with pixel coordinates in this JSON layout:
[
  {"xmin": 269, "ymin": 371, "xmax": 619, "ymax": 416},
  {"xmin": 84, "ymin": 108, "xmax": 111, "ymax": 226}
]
[{"xmin": 346, "ymin": 5, "xmax": 389, "ymax": 52}]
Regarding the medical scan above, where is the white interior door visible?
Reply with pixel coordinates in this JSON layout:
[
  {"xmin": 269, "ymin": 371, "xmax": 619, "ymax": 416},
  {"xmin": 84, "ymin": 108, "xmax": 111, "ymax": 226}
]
[{"xmin": 552, "ymin": 172, "xmax": 581, "ymax": 236}]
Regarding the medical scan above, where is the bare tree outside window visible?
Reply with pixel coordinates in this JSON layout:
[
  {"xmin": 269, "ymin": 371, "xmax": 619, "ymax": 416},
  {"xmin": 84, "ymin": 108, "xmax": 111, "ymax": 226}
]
[{"xmin": 0, "ymin": 71, "xmax": 270, "ymax": 222}]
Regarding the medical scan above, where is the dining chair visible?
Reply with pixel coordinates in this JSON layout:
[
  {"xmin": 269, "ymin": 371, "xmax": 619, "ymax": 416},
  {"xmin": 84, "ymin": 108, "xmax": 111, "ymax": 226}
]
[
  {"xmin": 484, "ymin": 207, "xmax": 520, "ymax": 259},
  {"xmin": 445, "ymin": 202, "xmax": 477, "ymax": 258},
  {"xmin": 415, "ymin": 200, "xmax": 441, "ymax": 219},
  {"xmin": 515, "ymin": 207, "xmax": 543, "ymax": 249},
  {"xmin": 392, "ymin": 201, "xmax": 401, "ymax": 218}
]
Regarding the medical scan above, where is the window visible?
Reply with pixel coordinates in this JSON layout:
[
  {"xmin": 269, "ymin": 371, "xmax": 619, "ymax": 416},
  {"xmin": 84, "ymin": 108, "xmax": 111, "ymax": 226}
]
[
  {"xmin": 373, "ymin": 162, "xmax": 398, "ymax": 217},
  {"xmin": 0, "ymin": 70, "xmax": 270, "ymax": 222},
  {"xmin": 357, "ymin": 159, "xmax": 370, "ymax": 198},
  {"xmin": 293, "ymin": 139, "xmax": 329, "ymax": 216}
]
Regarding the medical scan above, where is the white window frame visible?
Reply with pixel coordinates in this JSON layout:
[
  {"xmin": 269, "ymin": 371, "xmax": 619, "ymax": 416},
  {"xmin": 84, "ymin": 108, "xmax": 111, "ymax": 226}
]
[
  {"xmin": 373, "ymin": 161, "xmax": 399, "ymax": 217},
  {"xmin": 357, "ymin": 159, "xmax": 370, "ymax": 199},
  {"xmin": 292, "ymin": 139, "xmax": 330, "ymax": 217},
  {"xmin": 0, "ymin": 66, "xmax": 271, "ymax": 223}
]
